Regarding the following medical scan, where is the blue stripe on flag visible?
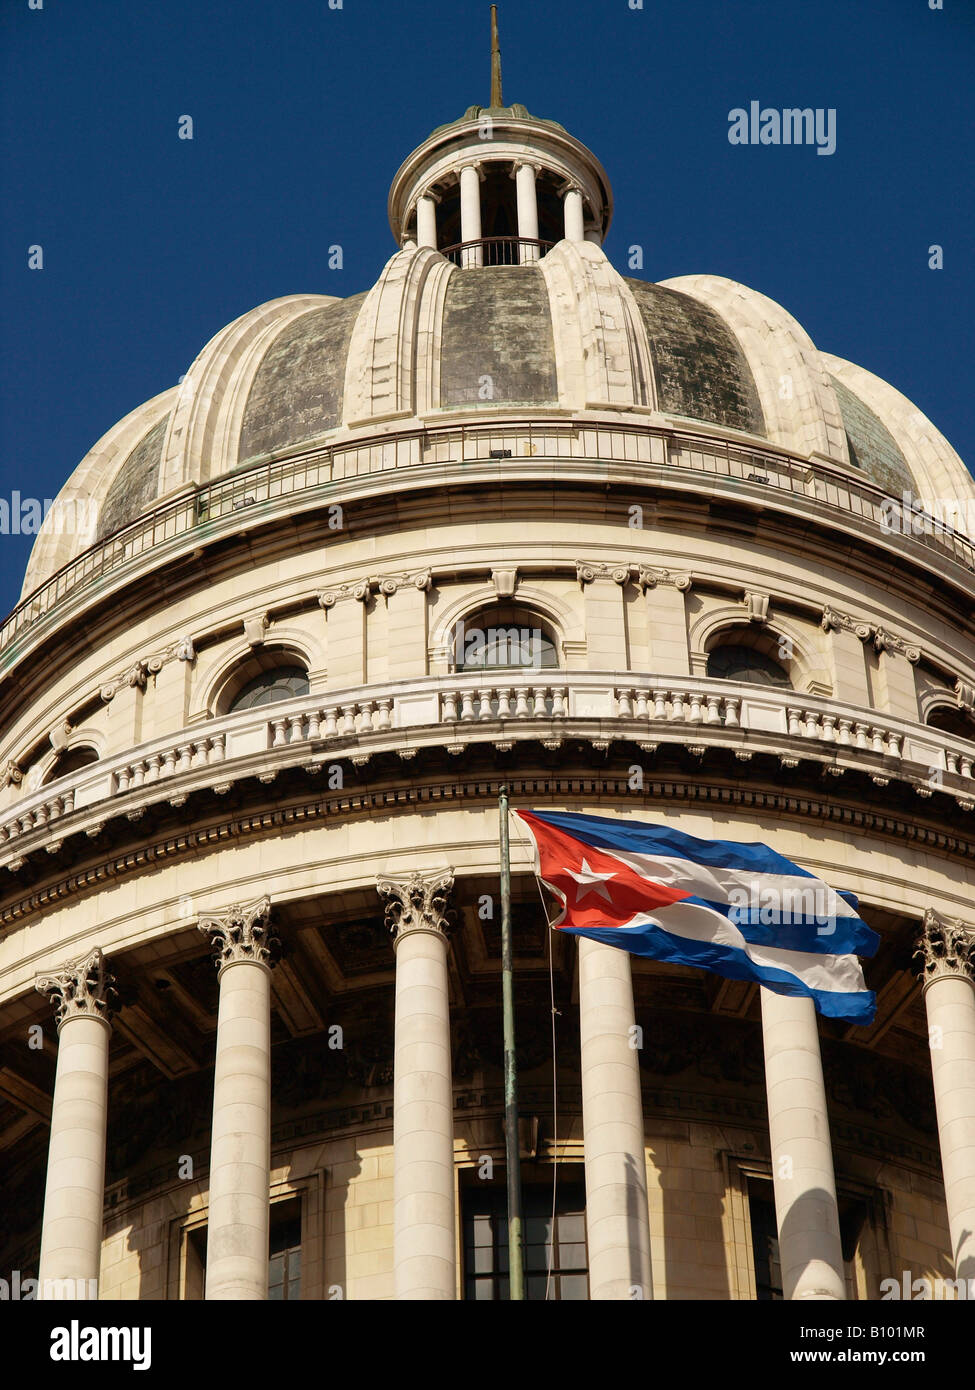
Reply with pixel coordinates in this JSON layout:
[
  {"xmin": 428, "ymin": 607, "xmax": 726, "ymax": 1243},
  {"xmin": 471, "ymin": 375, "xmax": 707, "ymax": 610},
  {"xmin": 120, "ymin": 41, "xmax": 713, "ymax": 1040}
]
[
  {"xmin": 559, "ymin": 920, "xmax": 876, "ymax": 1024},
  {"xmin": 526, "ymin": 809, "xmax": 822, "ymax": 876},
  {"xmin": 680, "ymin": 895, "xmax": 872, "ymax": 957}
]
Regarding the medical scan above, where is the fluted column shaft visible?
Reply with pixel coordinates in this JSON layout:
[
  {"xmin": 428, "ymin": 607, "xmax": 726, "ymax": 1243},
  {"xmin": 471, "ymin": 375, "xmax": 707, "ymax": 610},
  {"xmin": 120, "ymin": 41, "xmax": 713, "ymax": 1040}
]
[
  {"xmin": 579, "ymin": 938, "xmax": 653, "ymax": 1299},
  {"xmin": 760, "ymin": 988, "xmax": 846, "ymax": 1300},
  {"xmin": 36, "ymin": 949, "xmax": 116, "ymax": 1299},
  {"xmin": 379, "ymin": 869, "xmax": 456, "ymax": 1300},
  {"xmin": 917, "ymin": 911, "xmax": 975, "ymax": 1292},
  {"xmin": 199, "ymin": 897, "xmax": 275, "ymax": 1301}
]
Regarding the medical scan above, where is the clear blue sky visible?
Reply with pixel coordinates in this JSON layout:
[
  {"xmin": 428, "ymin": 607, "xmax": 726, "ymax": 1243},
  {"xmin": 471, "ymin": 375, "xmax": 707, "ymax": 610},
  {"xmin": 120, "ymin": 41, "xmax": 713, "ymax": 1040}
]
[{"xmin": 1, "ymin": 0, "xmax": 972, "ymax": 616}]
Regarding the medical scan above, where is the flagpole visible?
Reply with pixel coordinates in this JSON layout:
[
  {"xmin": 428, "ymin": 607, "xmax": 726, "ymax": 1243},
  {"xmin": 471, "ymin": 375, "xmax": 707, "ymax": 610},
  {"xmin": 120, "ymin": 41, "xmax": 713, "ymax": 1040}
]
[{"xmin": 499, "ymin": 786, "xmax": 525, "ymax": 1300}]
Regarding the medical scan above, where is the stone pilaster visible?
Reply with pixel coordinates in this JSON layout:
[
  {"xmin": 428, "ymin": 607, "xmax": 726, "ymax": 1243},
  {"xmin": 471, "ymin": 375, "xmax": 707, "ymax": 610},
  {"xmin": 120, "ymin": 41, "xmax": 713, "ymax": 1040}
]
[
  {"xmin": 916, "ymin": 910, "xmax": 975, "ymax": 1293},
  {"xmin": 378, "ymin": 868, "xmax": 456, "ymax": 1300},
  {"xmin": 760, "ymin": 988, "xmax": 846, "ymax": 1300},
  {"xmin": 199, "ymin": 895, "xmax": 277, "ymax": 1300},
  {"xmin": 35, "ymin": 948, "xmax": 117, "ymax": 1298}
]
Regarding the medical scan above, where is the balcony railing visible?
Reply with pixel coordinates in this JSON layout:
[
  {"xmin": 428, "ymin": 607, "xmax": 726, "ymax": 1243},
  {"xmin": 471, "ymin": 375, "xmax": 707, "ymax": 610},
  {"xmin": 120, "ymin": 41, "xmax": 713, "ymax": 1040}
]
[
  {"xmin": 439, "ymin": 236, "xmax": 554, "ymax": 266},
  {"xmin": 2, "ymin": 673, "xmax": 973, "ymax": 867},
  {"xmin": 2, "ymin": 417, "xmax": 973, "ymax": 665}
]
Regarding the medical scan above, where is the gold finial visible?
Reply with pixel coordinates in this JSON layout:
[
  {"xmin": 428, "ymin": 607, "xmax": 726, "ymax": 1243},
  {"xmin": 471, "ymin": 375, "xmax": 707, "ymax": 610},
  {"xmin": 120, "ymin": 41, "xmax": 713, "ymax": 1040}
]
[{"xmin": 490, "ymin": 4, "xmax": 503, "ymax": 108}]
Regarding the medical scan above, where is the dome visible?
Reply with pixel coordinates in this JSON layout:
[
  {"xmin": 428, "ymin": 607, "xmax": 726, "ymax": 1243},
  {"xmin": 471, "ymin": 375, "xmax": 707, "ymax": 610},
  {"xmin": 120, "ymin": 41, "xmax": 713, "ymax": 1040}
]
[
  {"xmin": 428, "ymin": 103, "xmax": 567, "ymax": 137},
  {"xmin": 22, "ymin": 248, "xmax": 973, "ymax": 600}
]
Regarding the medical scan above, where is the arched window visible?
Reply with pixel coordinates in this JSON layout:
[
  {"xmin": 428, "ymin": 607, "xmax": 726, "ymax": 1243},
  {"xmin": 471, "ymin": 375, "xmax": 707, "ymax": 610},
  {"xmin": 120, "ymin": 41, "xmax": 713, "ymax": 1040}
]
[
  {"xmin": 451, "ymin": 604, "xmax": 559, "ymax": 672},
  {"xmin": 229, "ymin": 666, "xmax": 309, "ymax": 712},
  {"xmin": 43, "ymin": 746, "xmax": 99, "ymax": 785},
  {"xmin": 926, "ymin": 706, "xmax": 975, "ymax": 742},
  {"xmin": 707, "ymin": 643, "xmax": 791, "ymax": 688},
  {"xmin": 216, "ymin": 648, "xmax": 312, "ymax": 715}
]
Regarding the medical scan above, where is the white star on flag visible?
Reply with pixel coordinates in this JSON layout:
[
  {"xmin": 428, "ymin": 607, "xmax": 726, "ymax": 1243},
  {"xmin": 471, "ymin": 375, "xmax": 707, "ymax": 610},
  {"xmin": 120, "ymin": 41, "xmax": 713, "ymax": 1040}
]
[{"xmin": 565, "ymin": 857, "xmax": 617, "ymax": 904}]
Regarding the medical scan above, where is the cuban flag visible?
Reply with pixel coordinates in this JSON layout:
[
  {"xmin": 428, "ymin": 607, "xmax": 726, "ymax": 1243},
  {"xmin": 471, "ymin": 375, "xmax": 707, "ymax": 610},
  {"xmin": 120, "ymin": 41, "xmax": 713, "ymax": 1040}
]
[{"xmin": 515, "ymin": 809, "xmax": 879, "ymax": 1024}]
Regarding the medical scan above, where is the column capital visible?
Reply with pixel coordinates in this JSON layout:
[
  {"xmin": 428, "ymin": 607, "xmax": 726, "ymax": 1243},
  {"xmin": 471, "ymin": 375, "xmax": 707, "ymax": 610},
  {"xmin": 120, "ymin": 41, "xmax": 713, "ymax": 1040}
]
[
  {"xmin": 510, "ymin": 160, "xmax": 541, "ymax": 177},
  {"xmin": 377, "ymin": 868, "xmax": 455, "ymax": 946},
  {"xmin": 35, "ymin": 947, "xmax": 117, "ymax": 1031},
  {"xmin": 916, "ymin": 909, "xmax": 975, "ymax": 990},
  {"xmin": 198, "ymin": 894, "xmax": 278, "ymax": 972}
]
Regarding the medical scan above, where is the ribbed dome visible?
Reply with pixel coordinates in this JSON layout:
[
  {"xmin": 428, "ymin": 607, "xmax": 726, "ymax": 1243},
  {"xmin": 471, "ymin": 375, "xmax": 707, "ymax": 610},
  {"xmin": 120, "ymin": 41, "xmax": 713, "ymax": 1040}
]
[
  {"xmin": 429, "ymin": 103, "xmax": 566, "ymax": 138},
  {"xmin": 21, "ymin": 249, "xmax": 973, "ymax": 597}
]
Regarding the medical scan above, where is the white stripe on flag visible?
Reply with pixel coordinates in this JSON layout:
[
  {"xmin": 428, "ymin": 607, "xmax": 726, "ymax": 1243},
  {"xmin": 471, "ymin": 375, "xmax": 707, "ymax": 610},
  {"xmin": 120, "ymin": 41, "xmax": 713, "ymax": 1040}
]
[
  {"xmin": 616, "ymin": 899, "xmax": 869, "ymax": 996},
  {"xmin": 605, "ymin": 848, "xmax": 857, "ymax": 919}
]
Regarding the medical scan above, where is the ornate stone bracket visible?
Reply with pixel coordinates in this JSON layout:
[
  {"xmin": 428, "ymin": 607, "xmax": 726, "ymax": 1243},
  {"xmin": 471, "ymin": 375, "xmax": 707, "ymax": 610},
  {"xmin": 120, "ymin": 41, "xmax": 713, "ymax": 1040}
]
[
  {"xmin": 954, "ymin": 679, "xmax": 975, "ymax": 713},
  {"xmin": 1, "ymin": 761, "xmax": 23, "ymax": 790},
  {"xmin": 377, "ymin": 867, "xmax": 455, "ymax": 943},
  {"xmin": 319, "ymin": 569, "xmax": 432, "ymax": 608},
  {"xmin": 491, "ymin": 567, "xmax": 518, "ymax": 598},
  {"xmin": 35, "ymin": 946, "xmax": 117, "ymax": 1030},
  {"xmin": 88, "ymin": 637, "xmax": 195, "ymax": 707},
  {"xmin": 915, "ymin": 908, "xmax": 975, "ymax": 989},
  {"xmin": 100, "ymin": 660, "xmax": 149, "ymax": 703},
  {"xmin": 48, "ymin": 720, "xmax": 73, "ymax": 752},
  {"xmin": 198, "ymin": 894, "xmax": 278, "ymax": 971},
  {"xmin": 146, "ymin": 635, "xmax": 196, "ymax": 672},
  {"xmin": 243, "ymin": 611, "xmax": 269, "ymax": 647},
  {"xmin": 821, "ymin": 606, "xmax": 920, "ymax": 662},
  {"xmin": 576, "ymin": 561, "xmax": 691, "ymax": 591},
  {"xmin": 742, "ymin": 591, "xmax": 770, "ymax": 623},
  {"xmin": 873, "ymin": 627, "xmax": 921, "ymax": 663}
]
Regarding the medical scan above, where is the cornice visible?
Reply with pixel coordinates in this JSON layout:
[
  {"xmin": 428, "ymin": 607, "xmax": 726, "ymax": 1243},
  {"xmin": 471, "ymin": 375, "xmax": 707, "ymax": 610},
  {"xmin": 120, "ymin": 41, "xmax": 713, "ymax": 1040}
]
[{"xmin": 3, "ymin": 756, "xmax": 975, "ymax": 933}]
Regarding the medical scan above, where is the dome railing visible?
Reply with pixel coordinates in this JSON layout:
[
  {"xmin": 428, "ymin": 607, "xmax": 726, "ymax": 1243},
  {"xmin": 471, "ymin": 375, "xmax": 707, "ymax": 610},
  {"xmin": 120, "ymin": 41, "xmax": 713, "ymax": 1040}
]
[
  {"xmin": 2, "ymin": 671, "xmax": 974, "ymax": 873},
  {"xmin": 2, "ymin": 417, "xmax": 973, "ymax": 664},
  {"xmin": 439, "ymin": 235, "xmax": 555, "ymax": 266}
]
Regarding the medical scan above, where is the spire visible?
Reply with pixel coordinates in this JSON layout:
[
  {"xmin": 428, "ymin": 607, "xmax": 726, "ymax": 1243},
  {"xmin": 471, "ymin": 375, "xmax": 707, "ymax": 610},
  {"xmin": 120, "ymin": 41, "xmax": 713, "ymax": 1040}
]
[{"xmin": 490, "ymin": 4, "xmax": 503, "ymax": 108}]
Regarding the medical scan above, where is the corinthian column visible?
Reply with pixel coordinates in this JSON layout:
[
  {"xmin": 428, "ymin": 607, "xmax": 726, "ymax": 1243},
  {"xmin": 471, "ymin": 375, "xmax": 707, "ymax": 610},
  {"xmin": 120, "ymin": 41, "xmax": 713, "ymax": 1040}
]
[
  {"xmin": 916, "ymin": 910, "xmax": 975, "ymax": 1294},
  {"xmin": 198, "ymin": 896, "xmax": 276, "ymax": 1301},
  {"xmin": 35, "ymin": 948, "xmax": 117, "ymax": 1299},
  {"xmin": 760, "ymin": 988, "xmax": 846, "ymax": 1300},
  {"xmin": 578, "ymin": 937, "xmax": 653, "ymax": 1299},
  {"xmin": 377, "ymin": 868, "xmax": 456, "ymax": 1300}
]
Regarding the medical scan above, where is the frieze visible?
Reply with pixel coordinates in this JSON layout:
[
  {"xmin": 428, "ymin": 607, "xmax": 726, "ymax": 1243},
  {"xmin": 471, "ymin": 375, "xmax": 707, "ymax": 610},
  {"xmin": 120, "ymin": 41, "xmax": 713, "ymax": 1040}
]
[{"xmin": 5, "ymin": 770, "xmax": 975, "ymax": 930}]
